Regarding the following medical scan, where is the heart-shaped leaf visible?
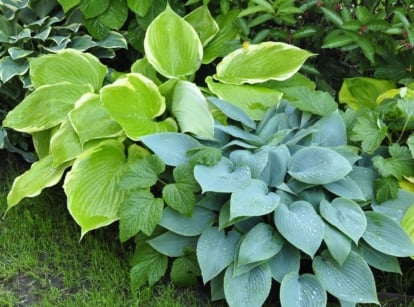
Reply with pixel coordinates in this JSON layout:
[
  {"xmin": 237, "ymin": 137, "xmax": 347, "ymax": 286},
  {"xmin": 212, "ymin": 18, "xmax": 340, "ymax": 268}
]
[
  {"xmin": 268, "ymin": 243, "xmax": 301, "ymax": 283},
  {"xmin": 323, "ymin": 222, "xmax": 352, "ymax": 265}
]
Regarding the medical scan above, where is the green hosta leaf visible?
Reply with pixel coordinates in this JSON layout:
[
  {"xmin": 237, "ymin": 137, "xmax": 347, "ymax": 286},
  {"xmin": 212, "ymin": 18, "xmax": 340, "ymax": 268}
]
[
  {"xmin": 0, "ymin": 56, "xmax": 29, "ymax": 82},
  {"xmin": 324, "ymin": 176, "xmax": 366, "ymax": 200},
  {"xmin": 320, "ymin": 198, "xmax": 367, "ymax": 244},
  {"xmin": 64, "ymin": 140, "xmax": 126, "ymax": 238},
  {"xmin": 171, "ymin": 80, "xmax": 214, "ymax": 139},
  {"xmin": 119, "ymin": 154, "xmax": 165, "ymax": 190},
  {"xmin": 98, "ymin": 0, "xmax": 128, "ymax": 30},
  {"xmin": 30, "ymin": 49, "xmax": 107, "ymax": 91},
  {"xmin": 268, "ymin": 243, "xmax": 300, "ymax": 283},
  {"xmin": 184, "ymin": 5, "xmax": 219, "ymax": 46},
  {"xmin": 280, "ymin": 273, "xmax": 327, "ymax": 307},
  {"xmin": 363, "ymin": 211, "xmax": 414, "ymax": 257},
  {"xmin": 282, "ymin": 87, "xmax": 337, "ymax": 116},
  {"xmin": 3, "ymin": 83, "xmax": 92, "ymax": 133},
  {"xmin": 197, "ymin": 227, "xmax": 241, "ymax": 283},
  {"xmin": 159, "ymin": 206, "xmax": 215, "ymax": 236},
  {"xmin": 69, "ymin": 93, "xmax": 122, "ymax": 145},
  {"xmin": 84, "ymin": 17, "xmax": 110, "ymax": 40},
  {"xmin": 127, "ymin": 0, "xmax": 153, "ymax": 16},
  {"xmin": 50, "ymin": 119, "xmax": 81, "ymax": 167},
  {"xmin": 215, "ymin": 42, "xmax": 314, "ymax": 85},
  {"xmin": 170, "ymin": 255, "xmax": 200, "ymax": 287},
  {"xmin": 194, "ymin": 157, "xmax": 252, "ymax": 193},
  {"xmin": 207, "ymin": 97, "xmax": 256, "ymax": 129},
  {"xmin": 118, "ymin": 190, "xmax": 163, "ymax": 242},
  {"xmin": 313, "ymin": 251, "xmax": 378, "ymax": 304},
  {"xmin": 130, "ymin": 243, "xmax": 168, "ymax": 289},
  {"xmin": 373, "ymin": 144, "xmax": 414, "ymax": 180},
  {"xmin": 224, "ymin": 264, "xmax": 272, "ymax": 307},
  {"xmin": 288, "ymin": 147, "xmax": 352, "ymax": 185},
  {"xmin": 358, "ymin": 242, "xmax": 402, "ymax": 273},
  {"xmin": 141, "ymin": 132, "xmax": 201, "ymax": 166},
  {"xmin": 323, "ymin": 223, "xmax": 352, "ymax": 266},
  {"xmin": 79, "ymin": 0, "xmax": 109, "ymax": 19},
  {"xmin": 147, "ymin": 231, "xmax": 197, "ymax": 257},
  {"xmin": 230, "ymin": 179, "xmax": 280, "ymax": 220},
  {"xmin": 401, "ymin": 205, "xmax": 414, "ymax": 256},
  {"xmin": 144, "ymin": 5, "xmax": 203, "ymax": 78},
  {"xmin": 237, "ymin": 223, "xmax": 284, "ymax": 266},
  {"xmin": 57, "ymin": 0, "xmax": 80, "ymax": 12},
  {"xmin": 101, "ymin": 73, "xmax": 176, "ymax": 140},
  {"xmin": 339, "ymin": 77, "xmax": 395, "ymax": 110},
  {"xmin": 206, "ymin": 76, "xmax": 282, "ymax": 120},
  {"xmin": 274, "ymin": 201, "xmax": 324, "ymax": 257},
  {"xmin": 7, "ymin": 155, "xmax": 69, "ymax": 210}
]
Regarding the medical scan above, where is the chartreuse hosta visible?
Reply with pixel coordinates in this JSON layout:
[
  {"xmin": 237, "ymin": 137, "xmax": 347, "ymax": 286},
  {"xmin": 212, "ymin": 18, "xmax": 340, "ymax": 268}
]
[{"xmin": 3, "ymin": 4, "xmax": 414, "ymax": 307}]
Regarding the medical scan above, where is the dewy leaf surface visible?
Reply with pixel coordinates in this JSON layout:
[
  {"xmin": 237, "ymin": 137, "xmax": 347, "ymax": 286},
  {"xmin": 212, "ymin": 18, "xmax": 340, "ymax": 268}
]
[
  {"xmin": 215, "ymin": 42, "xmax": 314, "ymax": 85},
  {"xmin": 64, "ymin": 140, "xmax": 126, "ymax": 238},
  {"xmin": 268, "ymin": 243, "xmax": 300, "ymax": 283},
  {"xmin": 144, "ymin": 5, "xmax": 203, "ymax": 78}
]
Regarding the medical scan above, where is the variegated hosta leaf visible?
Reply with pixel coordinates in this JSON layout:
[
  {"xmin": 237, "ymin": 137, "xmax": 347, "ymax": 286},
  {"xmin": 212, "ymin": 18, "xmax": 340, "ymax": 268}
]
[
  {"xmin": 100, "ymin": 73, "xmax": 176, "ymax": 140},
  {"xmin": 184, "ymin": 5, "xmax": 219, "ymax": 46},
  {"xmin": 215, "ymin": 42, "xmax": 314, "ymax": 85},
  {"xmin": 144, "ymin": 5, "xmax": 203, "ymax": 78},
  {"xmin": 64, "ymin": 140, "xmax": 127, "ymax": 238},
  {"xmin": 30, "ymin": 49, "xmax": 107, "ymax": 91},
  {"xmin": 50, "ymin": 118, "xmax": 82, "ymax": 167}
]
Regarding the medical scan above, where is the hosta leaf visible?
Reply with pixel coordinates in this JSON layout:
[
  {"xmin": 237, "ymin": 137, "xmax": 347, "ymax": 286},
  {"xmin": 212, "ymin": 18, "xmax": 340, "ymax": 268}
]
[
  {"xmin": 274, "ymin": 201, "xmax": 324, "ymax": 257},
  {"xmin": 313, "ymin": 251, "xmax": 378, "ymax": 304},
  {"xmin": 363, "ymin": 211, "xmax": 414, "ymax": 257},
  {"xmin": 237, "ymin": 223, "xmax": 284, "ymax": 266},
  {"xmin": 184, "ymin": 5, "xmax": 219, "ymax": 46},
  {"xmin": 100, "ymin": 73, "xmax": 176, "ymax": 140},
  {"xmin": 288, "ymin": 146, "xmax": 352, "ymax": 184},
  {"xmin": 224, "ymin": 264, "xmax": 272, "ymax": 307},
  {"xmin": 282, "ymin": 87, "xmax": 337, "ymax": 116},
  {"xmin": 159, "ymin": 206, "xmax": 215, "ymax": 236},
  {"xmin": 372, "ymin": 189, "xmax": 414, "ymax": 222},
  {"xmin": 170, "ymin": 255, "xmax": 200, "ymax": 286},
  {"xmin": 79, "ymin": 0, "xmax": 109, "ymax": 19},
  {"xmin": 358, "ymin": 242, "xmax": 402, "ymax": 273},
  {"xmin": 144, "ymin": 5, "xmax": 203, "ymax": 78},
  {"xmin": 130, "ymin": 243, "xmax": 168, "ymax": 288},
  {"xmin": 98, "ymin": 0, "xmax": 128, "ymax": 30},
  {"xmin": 30, "ymin": 49, "xmax": 107, "ymax": 91},
  {"xmin": 230, "ymin": 179, "xmax": 280, "ymax": 220},
  {"xmin": 268, "ymin": 243, "xmax": 300, "ymax": 283},
  {"xmin": 194, "ymin": 157, "xmax": 252, "ymax": 193},
  {"xmin": 141, "ymin": 132, "xmax": 201, "ymax": 166},
  {"xmin": 50, "ymin": 118, "xmax": 82, "ymax": 167},
  {"xmin": 324, "ymin": 176, "xmax": 366, "ymax": 200},
  {"xmin": 197, "ymin": 227, "xmax": 240, "ymax": 283},
  {"xmin": 57, "ymin": 0, "xmax": 80, "ymax": 12},
  {"xmin": 147, "ymin": 231, "xmax": 197, "ymax": 257},
  {"xmin": 127, "ymin": 0, "xmax": 153, "ymax": 16},
  {"xmin": 215, "ymin": 42, "xmax": 314, "ymax": 85},
  {"xmin": 347, "ymin": 166, "xmax": 376, "ymax": 201},
  {"xmin": 323, "ymin": 223, "xmax": 352, "ymax": 266},
  {"xmin": 312, "ymin": 110, "xmax": 347, "ymax": 146},
  {"xmin": 64, "ymin": 140, "xmax": 126, "ymax": 238},
  {"xmin": 401, "ymin": 205, "xmax": 414, "ymax": 257},
  {"xmin": 3, "ymin": 83, "xmax": 93, "ymax": 133},
  {"xmin": 215, "ymin": 124, "xmax": 262, "ymax": 145},
  {"xmin": 206, "ymin": 76, "xmax": 282, "ymax": 120},
  {"xmin": 320, "ymin": 198, "xmax": 367, "ymax": 244},
  {"xmin": 118, "ymin": 190, "xmax": 163, "ymax": 242},
  {"xmin": 259, "ymin": 145, "xmax": 290, "ymax": 187},
  {"xmin": 69, "ymin": 93, "xmax": 122, "ymax": 145},
  {"xmin": 0, "ymin": 56, "xmax": 29, "ymax": 82},
  {"xmin": 171, "ymin": 80, "xmax": 214, "ymax": 139},
  {"xmin": 229, "ymin": 149, "xmax": 269, "ymax": 178},
  {"xmin": 187, "ymin": 146, "xmax": 222, "ymax": 167},
  {"xmin": 7, "ymin": 155, "xmax": 70, "ymax": 210},
  {"xmin": 280, "ymin": 273, "xmax": 327, "ymax": 307},
  {"xmin": 207, "ymin": 97, "xmax": 256, "ymax": 129}
]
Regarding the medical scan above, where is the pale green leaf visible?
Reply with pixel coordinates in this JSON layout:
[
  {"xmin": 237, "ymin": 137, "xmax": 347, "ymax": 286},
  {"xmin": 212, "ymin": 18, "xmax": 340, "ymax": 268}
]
[
  {"xmin": 184, "ymin": 5, "xmax": 219, "ymax": 46},
  {"xmin": 69, "ymin": 93, "xmax": 122, "ymax": 145},
  {"xmin": 171, "ymin": 80, "xmax": 214, "ymax": 139},
  {"xmin": 230, "ymin": 179, "xmax": 280, "ymax": 220},
  {"xmin": 3, "ymin": 83, "xmax": 93, "ymax": 133},
  {"xmin": 144, "ymin": 5, "xmax": 203, "ymax": 78},
  {"xmin": 100, "ymin": 73, "xmax": 176, "ymax": 140},
  {"xmin": 206, "ymin": 76, "xmax": 283, "ymax": 120},
  {"xmin": 313, "ymin": 251, "xmax": 378, "ymax": 304},
  {"xmin": 274, "ymin": 201, "xmax": 324, "ymax": 257},
  {"xmin": 30, "ymin": 49, "xmax": 107, "ymax": 91},
  {"xmin": 268, "ymin": 243, "xmax": 300, "ymax": 283},
  {"xmin": 401, "ymin": 205, "xmax": 414, "ymax": 257},
  {"xmin": 7, "ymin": 155, "xmax": 70, "ymax": 210},
  {"xmin": 288, "ymin": 146, "xmax": 352, "ymax": 184},
  {"xmin": 224, "ymin": 264, "xmax": 272, "ymax": 307},
  {"xmin": 215, "ymin": 42, "xmax": 314, "ymax": 85},
  {"xmin": 280, "ymin": 273, "xmax": 327, "ymax": 307},
  {"xmin": 197, "ymin": 227, "xmax": 240, "ymax": 283},
  {"xmin": 147, "ymin": 231, "xmax": 197, "ymax": 257},
  {"xmin": 320, "ymin": 198, "xmax": 367, "ymax": 244},
  {"xmin": 64, "ymin": 140, "xmax": 126, "ymax": 238},
  {"xmin": 50, "ymin": 118, "xmax": 82, "ymax": 167},
  {"xmin": 363, "ymin": 211, "xmax": 414, "ymax": 257},
  {"xmin": 118, "ymin": 190, "xmax": 163, "ymax": 241}
]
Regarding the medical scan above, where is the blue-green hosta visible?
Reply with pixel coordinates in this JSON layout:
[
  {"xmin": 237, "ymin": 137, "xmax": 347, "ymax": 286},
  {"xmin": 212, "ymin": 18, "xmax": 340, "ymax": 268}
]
[{"xmin": 3, "ymin": 5, "xmax": 413, "ymax": 307}]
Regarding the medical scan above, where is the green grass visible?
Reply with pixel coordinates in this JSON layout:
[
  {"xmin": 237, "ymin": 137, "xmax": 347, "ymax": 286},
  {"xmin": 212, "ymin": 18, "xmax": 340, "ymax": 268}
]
[{"xmin": 0, "ymin": 165, "xmax": 216, "ymax": 307}]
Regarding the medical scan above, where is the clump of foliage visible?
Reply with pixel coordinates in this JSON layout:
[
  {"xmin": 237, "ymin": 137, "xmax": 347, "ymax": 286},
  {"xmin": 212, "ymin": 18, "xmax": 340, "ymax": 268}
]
[{"xmin": 3, "ymin": 4, "xmax": 414, "ymax": 307}]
